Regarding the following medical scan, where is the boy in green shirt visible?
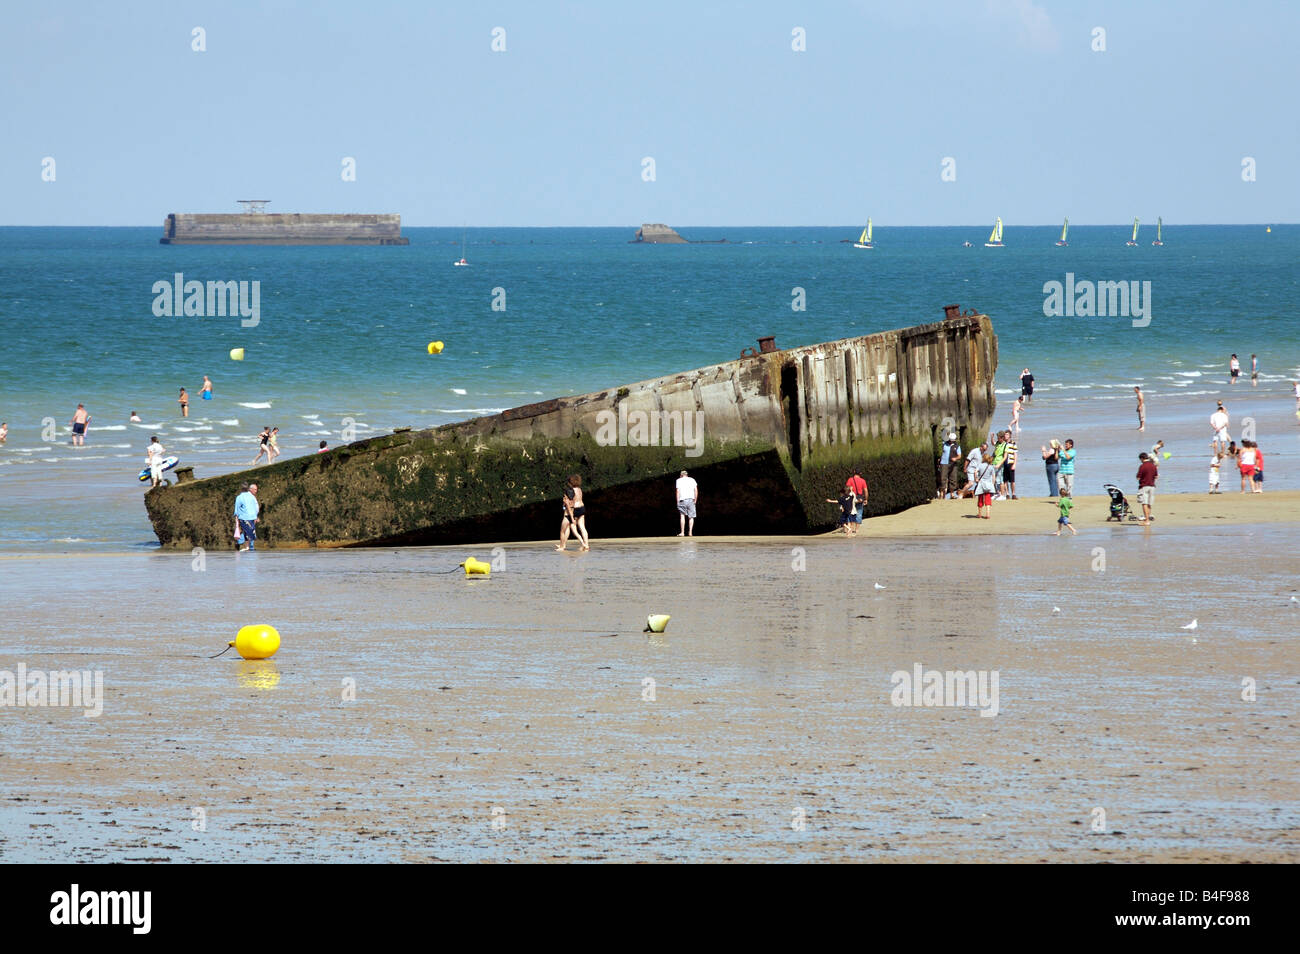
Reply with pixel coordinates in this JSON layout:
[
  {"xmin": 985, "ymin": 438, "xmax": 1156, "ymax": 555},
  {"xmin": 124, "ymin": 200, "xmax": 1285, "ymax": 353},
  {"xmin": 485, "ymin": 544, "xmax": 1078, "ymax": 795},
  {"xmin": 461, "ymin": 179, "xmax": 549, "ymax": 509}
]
[{"xmin": 1054, "ymin": 490, "xmax": 1076, "ymax": 536}]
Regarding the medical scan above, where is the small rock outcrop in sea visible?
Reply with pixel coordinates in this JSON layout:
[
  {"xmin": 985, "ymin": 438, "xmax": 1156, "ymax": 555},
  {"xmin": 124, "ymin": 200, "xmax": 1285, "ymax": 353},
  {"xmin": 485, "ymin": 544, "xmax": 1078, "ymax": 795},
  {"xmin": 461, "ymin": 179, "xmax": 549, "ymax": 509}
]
[{"xmin": 633, "ymin": 223, "xmax": 687, "ymax": 243}]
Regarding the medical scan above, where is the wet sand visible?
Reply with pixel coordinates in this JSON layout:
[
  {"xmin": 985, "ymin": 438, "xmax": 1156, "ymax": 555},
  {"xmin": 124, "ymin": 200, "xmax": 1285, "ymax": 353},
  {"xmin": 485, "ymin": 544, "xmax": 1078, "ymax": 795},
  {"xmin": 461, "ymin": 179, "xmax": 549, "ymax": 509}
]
[
  {"xmin": 2, "ymin": 522, "xmax": 1297, "ymax": 862},
  {"xmin": 839, "ymin": 489, "xmax": 1300, "ymax": 537}
]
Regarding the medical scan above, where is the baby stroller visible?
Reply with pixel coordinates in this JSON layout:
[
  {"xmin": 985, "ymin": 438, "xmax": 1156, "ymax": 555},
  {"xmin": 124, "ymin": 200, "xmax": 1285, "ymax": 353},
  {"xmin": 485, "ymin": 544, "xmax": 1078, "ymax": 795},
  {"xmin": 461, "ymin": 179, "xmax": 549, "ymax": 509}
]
[{"xmin": 1103, "ymin": 483, "xmax": 1138, "ymax": 522}]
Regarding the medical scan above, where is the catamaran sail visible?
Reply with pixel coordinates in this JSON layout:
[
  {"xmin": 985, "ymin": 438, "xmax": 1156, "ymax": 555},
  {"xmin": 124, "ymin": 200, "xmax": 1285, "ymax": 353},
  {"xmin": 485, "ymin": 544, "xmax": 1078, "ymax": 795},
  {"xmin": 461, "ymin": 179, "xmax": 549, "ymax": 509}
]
[
  {"xmin": 1056, "ymin": 217, "xmax": 1068, "ymax": 246},
  {"xmin": 1152, "ymin": 217, "xmax": 1163, "ymax": 246},
  {"xmin": 985, "ymin": 217, "xmax": 1004, "ymax": 247},
  {"xmin": 1126, "ymin": 218, "xmax": 1139, "ymax": 245}
]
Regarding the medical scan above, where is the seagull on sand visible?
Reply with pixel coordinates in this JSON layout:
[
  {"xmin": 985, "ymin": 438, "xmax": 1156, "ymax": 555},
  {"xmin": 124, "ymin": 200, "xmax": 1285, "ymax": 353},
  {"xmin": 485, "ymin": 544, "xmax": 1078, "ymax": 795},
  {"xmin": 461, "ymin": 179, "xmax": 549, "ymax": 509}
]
[
  {"xmin": 1052, "ymin": 607, "xmax": 1061, "ymax": 615},
  {"xmin": 1181, "ymin": 619, "xmax": 1198, "ymax": 630},
  {"xmin": 874, "ymin": 583, "xmax": 887, "ymax": 590}
]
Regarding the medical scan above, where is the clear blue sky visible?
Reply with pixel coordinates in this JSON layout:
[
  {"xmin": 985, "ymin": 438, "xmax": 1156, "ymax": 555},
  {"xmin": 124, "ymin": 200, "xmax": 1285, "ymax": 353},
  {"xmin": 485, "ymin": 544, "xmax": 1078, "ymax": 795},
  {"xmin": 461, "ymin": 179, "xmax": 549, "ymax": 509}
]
[{"xmin": 2, "ymin": 0, "xmax": 1296, "ymax": 226}]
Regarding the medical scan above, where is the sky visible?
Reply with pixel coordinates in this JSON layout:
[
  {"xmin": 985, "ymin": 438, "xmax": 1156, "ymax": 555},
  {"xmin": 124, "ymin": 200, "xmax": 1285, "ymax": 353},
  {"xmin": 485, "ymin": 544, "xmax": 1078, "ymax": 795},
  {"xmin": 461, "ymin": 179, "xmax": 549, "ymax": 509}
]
[{"xmin": 2, "ymin": 0, "xmax": 1296, "ymax": 226}]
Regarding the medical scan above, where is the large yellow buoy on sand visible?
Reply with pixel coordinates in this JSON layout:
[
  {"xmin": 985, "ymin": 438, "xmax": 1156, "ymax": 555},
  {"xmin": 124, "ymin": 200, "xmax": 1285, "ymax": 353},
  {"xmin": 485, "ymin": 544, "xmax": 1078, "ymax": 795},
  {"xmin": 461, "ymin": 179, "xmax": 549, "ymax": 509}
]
[
  {"xmin": 230, "ymin": 348, "xmax": 245, "ymax": 361},
  {"xmin": 461, "ymin": 557, "xmax": 490, "ymax": 577},
  {"xmin": 644, "ymin": 614, "xmax": 671, "ymax": 633},
  {"xmin": 427, "ymin": 341, "xmax": 444, "ymax": 355},
  {"xmin": 231, "ymin": 624, "xmax": 280, "ymax": 659}
]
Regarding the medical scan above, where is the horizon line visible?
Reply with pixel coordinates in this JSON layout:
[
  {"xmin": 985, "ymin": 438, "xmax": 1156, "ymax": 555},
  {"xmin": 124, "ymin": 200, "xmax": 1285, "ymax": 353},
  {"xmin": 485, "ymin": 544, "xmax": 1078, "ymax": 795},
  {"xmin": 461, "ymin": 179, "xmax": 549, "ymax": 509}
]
[{"xmin": 0, "ymin": 221, "xmax": 1293, "ymax": 229}]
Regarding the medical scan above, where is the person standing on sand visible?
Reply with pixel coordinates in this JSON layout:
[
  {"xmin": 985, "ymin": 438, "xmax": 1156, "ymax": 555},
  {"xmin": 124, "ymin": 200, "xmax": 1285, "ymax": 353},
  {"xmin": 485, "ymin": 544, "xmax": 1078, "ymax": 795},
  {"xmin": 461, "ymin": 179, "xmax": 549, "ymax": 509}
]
[
  {"xmin": 1252, "ymin": 442, "xmax": 1264, "ymax": 493},
  {"xmin": 845, "ymin": 468, "xmax": 868, "ymax": 532},
  {"xmin": 1134, "ymin": 386, "xmax": 1145, "ymax": 432},
  {"xmin": 1058, "ymin": 439, "xmax": 1076, "ymax": 496},
  {"xmin": 1042, "ymin": 439, "xmax": 1060, "ymax": 498},
  {"xmin": 1210, "ymin": 402, "xmax": 1229, "ymax": 455},
  {"xmin": 234, "ymin": 482, "xmax": 259, "ymax": 551},
  {"xmin": 991, "ymin": 431, "xmax": 1009, "ymax": 499},
  {"xmin": 964, "ymin": 442, "xmax": 987, "ymax": 498},
  {"xmin": 70, "ymin": 404, "xmax": 90, "ymax": 446},
  {"xmin": 556, "ymin": 475, "xmax": 589, "ymax": 551},
  {"xmin": 1020, "ymin": 368, "xmax": 1034, "ymax": 404},
  {"xmin": 178, "ymin": 387, "xmax": 189, "ymax": 418},
  {"xmin": 1136, "ymin": 453, "xmax": 1158, "ymax": 525},
  {"xmin": 1229, "ymin": 354, "xmax": 1240, "ymax": 384},
  {"xmin": 1208, "ymin": 451, "xmax": 1222, "ymax": 493},
  {"xmin": 974, "ymin": 451, "xmax": 998, "ymax": 519},
  {"xmin": 1002, "ymin": 432, "xmax": 1019, "ymax": 499},
  {"xmin": 676, "ymin": 470, "xmax": 698, "ymax": 536},
  {"xmin": 1238, "ymin": 440, "xmax": 1257, "ymax": 493},
  {"xmin": 937, "ymin": 434, "xmax": 961, "ymax": 499}
]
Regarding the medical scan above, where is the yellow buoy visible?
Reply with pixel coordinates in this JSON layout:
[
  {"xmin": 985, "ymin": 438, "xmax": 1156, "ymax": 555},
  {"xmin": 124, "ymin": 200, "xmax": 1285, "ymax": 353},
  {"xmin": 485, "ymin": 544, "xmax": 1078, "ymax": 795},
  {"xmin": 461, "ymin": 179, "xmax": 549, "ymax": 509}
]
[
  {"xmin": 462, "ymin": 557, "xmax": 490, "ymax": 576},
  {"xmin": 230, "ymin": 348, "xmax": 245, "ymax": 361},
  {"xmin": 644, "ymin": 614, "xmax": 671, "ymax": 633},
  {"xmin": 231, "ymin": 624, "xmax": 280, "ymax": 659},
  {"xmin": 427, "ymin": 341, "xmax": 444, "ymax": 355}
]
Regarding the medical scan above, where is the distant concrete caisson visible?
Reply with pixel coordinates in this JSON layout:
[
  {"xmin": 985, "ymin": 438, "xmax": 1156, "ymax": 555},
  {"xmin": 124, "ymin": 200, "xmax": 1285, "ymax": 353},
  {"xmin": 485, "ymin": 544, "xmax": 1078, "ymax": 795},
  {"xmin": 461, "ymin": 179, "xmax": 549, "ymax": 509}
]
[
  {"xmin": 160, "ymin": 212, "xmax": 410, "ymax": 245},
  {"xmin": 144, "ymin": 307, "xmax": 997, "ymax": 549}
]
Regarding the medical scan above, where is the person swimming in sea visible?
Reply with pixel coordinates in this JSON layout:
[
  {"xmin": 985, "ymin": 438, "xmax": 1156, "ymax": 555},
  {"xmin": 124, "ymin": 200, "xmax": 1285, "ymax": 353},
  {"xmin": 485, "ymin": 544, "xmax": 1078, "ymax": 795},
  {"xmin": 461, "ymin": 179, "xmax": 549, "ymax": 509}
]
[{"xmin": 201, "ymin": 375, "xmax": 213, "ymax": 400}]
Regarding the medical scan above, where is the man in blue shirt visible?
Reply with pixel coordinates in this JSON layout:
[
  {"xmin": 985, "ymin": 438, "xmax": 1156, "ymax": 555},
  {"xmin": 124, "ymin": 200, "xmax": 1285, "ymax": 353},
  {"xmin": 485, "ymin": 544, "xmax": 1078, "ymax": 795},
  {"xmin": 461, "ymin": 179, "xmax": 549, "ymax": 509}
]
[
  {"xmin": 1058, "ymin": 440, "xmax": 1076, "ymax": 495},
  {"xmin": 234, "ymin": 482, "xmax": 259, "ymax": 551}
]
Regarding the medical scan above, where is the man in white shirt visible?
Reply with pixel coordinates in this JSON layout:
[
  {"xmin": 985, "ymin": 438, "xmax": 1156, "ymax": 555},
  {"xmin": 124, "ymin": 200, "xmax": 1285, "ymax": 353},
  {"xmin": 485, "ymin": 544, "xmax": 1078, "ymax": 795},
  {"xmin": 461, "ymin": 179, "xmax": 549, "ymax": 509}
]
[
  {"xmin": 1210, "ymin": 403, "xmax": 1229, "ymax": 455},
  {"xmin": 675, "ymin": 470, "xmax": 698, "ymax": 537}
]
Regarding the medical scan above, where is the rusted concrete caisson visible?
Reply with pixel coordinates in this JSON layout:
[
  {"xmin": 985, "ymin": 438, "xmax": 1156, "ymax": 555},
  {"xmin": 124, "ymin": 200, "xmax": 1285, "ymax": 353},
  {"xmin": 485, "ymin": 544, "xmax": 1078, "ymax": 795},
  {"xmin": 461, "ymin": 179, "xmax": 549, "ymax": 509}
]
[{"xmin": 144, "ymin": 308, "xmax": 997, "ymax": 549}]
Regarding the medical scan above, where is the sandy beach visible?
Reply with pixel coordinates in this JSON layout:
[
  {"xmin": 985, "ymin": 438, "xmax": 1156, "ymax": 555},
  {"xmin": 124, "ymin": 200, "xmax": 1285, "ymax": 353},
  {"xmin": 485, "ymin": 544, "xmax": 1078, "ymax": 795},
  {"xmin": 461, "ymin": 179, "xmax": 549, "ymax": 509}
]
[{"xmin": 1, "ymin": 504, "xmax": 1296, "ymax": 862}]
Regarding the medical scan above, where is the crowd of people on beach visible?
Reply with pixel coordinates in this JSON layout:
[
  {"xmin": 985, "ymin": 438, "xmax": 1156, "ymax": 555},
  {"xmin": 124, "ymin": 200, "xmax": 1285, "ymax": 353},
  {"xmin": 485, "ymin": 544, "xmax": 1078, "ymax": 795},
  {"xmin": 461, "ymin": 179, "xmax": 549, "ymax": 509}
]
[{"xmin": 917, "ymin": 359, "xmax": 1290, "ymax": 533}]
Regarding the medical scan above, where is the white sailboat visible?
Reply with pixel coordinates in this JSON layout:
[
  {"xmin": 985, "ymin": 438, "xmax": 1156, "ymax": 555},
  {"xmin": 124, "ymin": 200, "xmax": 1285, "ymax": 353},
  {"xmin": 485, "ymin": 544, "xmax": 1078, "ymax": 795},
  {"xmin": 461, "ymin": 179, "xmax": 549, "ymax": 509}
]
[
  {"xmin": 984, "ymin": 216, "xmax": 1004, "ymax": 248},
  {"xmin": 1125, "ymin": 217, "xmax": 1139, "ymax": 246},
  {"xmin": 853, "ymin": 218, "xmax": 873, "ymax": 249},
  {"xmin": 1151, "ymin": 216, "xmax": 1164, "ymax": 246},
  {"xmin": 454, "ymin": 228, "xmax": 469, "ymax": 266},
  {"xmin": 1055, "ymin": 217, "xmax": 1068, "ymax": 247}
]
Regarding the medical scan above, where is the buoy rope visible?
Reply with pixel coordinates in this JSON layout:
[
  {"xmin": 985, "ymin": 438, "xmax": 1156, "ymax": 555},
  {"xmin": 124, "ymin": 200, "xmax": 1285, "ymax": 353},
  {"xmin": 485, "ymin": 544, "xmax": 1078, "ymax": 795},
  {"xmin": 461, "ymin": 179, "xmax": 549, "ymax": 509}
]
[{"xmin": 209, "ymin": 644, "xmax": 234, "ymax": 659}]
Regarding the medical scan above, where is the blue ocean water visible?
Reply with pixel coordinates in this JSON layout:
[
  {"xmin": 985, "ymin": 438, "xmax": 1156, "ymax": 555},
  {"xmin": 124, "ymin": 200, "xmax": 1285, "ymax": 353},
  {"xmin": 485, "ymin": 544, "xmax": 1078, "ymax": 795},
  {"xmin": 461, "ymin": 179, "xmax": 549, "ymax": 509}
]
[{"xmin": 0, "ymin": 224, "xmax": 1296, "ymax": 549}]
